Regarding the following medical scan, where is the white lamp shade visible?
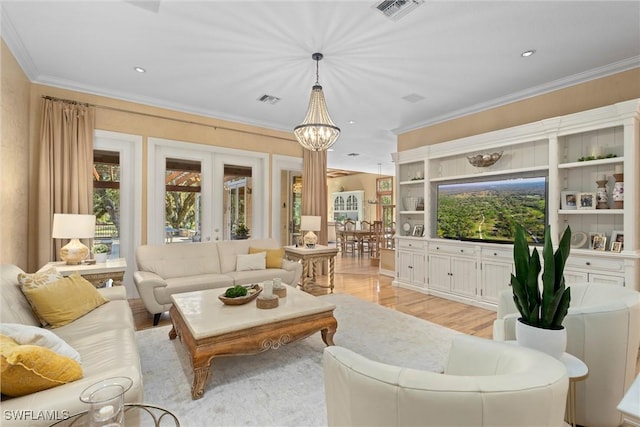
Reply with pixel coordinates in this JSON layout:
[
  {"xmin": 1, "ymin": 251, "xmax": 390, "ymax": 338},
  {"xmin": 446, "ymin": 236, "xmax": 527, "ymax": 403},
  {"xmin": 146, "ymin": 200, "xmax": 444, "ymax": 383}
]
[
  {"xmin": 52, "ymin": 214, "xmax": 96, "ymax": 239},
  {"xmin": 300, "ymin": 215, "xmax": 322, "ymax": 231}
]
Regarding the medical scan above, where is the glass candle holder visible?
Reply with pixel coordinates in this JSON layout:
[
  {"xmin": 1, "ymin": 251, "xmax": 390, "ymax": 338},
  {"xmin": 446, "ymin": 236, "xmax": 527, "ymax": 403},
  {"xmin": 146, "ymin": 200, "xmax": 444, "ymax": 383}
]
[{"xmin": 80, "ymin": 377, "xmax": 132, "ymax": 427}]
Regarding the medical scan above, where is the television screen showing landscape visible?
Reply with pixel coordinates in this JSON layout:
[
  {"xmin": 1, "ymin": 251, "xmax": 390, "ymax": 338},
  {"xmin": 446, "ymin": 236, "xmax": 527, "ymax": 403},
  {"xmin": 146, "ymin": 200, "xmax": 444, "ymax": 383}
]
[{"xmin": 437, "ymin": 176, "xmax": 547, "ymax": 243}]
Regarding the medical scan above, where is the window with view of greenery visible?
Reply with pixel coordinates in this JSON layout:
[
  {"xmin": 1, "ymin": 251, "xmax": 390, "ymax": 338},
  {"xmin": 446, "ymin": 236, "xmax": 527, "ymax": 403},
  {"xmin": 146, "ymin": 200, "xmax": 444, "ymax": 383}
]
[
  {"xmin": 376, "ymin": 177, "xmax": 394, "ymax": 227},
  {"xmin": 165, "ymin": 159, "xmax": 201, "ymax": 243},
  {"xmin": 93, "ymin": 151, "xmax": 120, "ymax": 257}
]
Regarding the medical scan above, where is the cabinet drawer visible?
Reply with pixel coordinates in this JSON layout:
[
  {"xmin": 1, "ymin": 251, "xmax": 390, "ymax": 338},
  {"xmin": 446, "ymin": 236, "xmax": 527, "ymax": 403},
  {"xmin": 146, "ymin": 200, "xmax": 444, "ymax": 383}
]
[
  {"xmin": 481, "ymin": 247, "xmax": 512, "ymax": 261},
  {"xmin": 398, "ymin": 239, "xmax": 425, "ymax": 250},
  {"xmin": 430, "ymin": 243, "xmax": 476, "ymax": 256},
  {"xmin": 566, "ymin": 255, "xmax": 625, "ymax": 272}
]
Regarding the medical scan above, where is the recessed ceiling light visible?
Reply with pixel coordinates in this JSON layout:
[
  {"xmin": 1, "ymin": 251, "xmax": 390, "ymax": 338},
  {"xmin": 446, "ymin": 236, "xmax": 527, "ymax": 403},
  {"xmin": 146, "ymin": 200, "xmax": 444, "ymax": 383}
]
[
  {"xmin": 521, "ymin": 50, "xmax": 536, "ymax": 58},
  {"xmin": 134, "ymin": 66, "xmax": 146, "ymax": 73},
  {"xmin": 348, "ymin": 120, "xmax": 356, "ymax": 125}
]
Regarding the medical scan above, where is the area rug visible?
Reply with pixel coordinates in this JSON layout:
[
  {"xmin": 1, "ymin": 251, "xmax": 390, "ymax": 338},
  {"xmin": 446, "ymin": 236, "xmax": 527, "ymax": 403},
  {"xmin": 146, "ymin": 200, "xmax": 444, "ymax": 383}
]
[{"xmin": 137, "ymin": 294, "xmax": 461, "ymax": 426}]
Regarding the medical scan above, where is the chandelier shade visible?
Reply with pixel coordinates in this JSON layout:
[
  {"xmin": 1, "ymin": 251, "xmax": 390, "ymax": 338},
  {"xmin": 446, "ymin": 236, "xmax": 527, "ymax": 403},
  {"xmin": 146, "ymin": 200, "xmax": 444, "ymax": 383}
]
[{"xmin": 294, "ymin": 53, "xmax": 340, "ymax": 151}]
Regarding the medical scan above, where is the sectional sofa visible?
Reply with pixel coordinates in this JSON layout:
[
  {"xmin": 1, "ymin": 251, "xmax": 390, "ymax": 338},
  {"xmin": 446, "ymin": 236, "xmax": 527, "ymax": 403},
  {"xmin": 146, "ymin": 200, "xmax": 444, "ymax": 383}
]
[
  {"xmin": 0, "ymin": 264, "xmax": 143, "ymax": 426},
  {"xmin": 134, "ymin": 238, "xmax": 302, "ymax": 325}
]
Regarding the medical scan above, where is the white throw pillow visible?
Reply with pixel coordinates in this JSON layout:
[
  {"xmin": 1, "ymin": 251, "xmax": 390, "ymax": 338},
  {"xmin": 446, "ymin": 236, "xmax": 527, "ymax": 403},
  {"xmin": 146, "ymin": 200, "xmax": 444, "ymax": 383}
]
[
  {"xmin": 236, "ymin": 252, "xmax": 266, "ymax": 272},
  {"xmin": 0, "ymin": 323, "xmax": 81, "ymax": 363}
]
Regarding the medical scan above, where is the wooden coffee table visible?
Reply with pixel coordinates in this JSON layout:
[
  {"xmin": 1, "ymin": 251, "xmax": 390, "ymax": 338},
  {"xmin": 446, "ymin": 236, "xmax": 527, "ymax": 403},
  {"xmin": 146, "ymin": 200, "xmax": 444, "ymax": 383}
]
[{"xmin": 169, "ymin": 286, "xmax": 337, "ymax": 399}]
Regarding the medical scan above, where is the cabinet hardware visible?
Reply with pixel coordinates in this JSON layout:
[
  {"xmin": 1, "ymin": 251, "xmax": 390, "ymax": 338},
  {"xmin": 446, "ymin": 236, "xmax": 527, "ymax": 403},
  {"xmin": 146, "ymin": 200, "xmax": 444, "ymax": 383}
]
[{"xmin": 586, "ymin": 262, "xmax": 591, "ymax": 266}]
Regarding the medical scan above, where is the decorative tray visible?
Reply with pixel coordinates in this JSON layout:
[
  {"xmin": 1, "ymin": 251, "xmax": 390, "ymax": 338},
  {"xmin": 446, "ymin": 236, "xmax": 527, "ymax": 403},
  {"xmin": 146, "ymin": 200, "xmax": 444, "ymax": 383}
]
[{"xmin": 218, "ymin": 284, "xmax": 262, "ymax": 305}]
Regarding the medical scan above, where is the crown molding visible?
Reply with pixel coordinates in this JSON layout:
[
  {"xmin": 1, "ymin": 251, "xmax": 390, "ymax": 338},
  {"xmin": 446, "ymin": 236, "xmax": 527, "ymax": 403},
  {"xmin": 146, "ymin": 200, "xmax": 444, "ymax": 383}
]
[
  {"xmin": 1, "ymin": 6, "xmax": 40, "ymax": 81},
  {"xmin": 393, "ymin": 56, "xmax": 640, "ymax": 135}
]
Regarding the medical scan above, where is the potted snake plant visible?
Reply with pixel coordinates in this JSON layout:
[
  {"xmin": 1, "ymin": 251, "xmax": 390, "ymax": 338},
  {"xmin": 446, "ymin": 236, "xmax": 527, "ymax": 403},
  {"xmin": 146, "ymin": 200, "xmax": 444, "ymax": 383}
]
[{"xmin": 511, "ymin": 223, "xmax": 571, "ymax": 359}]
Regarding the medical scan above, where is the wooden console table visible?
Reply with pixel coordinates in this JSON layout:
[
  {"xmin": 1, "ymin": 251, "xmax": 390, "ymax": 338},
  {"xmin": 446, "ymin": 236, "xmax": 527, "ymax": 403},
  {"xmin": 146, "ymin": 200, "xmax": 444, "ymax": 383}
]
[
  {"xmin": 43, "ymin": 258, "xmax": 127, "ymax": 288},
  {"xmin": 284, "ymin": 245, "xmax": 338, "ymax": 293}
]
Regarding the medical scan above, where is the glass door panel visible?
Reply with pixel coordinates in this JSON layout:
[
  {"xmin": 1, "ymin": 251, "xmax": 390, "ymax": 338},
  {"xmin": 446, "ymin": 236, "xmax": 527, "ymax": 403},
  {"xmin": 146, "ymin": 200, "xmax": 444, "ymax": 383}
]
[
  {"xmin": 93, "ymin": 150, "xmax": 120, "ymax": 258},
  {"xmin": 165, "ymin": 158, "xmax": 202, "ymax": 244},
  {"xmin": 223, "ymin": 165, "xmax": 252, "ymax": 240}
]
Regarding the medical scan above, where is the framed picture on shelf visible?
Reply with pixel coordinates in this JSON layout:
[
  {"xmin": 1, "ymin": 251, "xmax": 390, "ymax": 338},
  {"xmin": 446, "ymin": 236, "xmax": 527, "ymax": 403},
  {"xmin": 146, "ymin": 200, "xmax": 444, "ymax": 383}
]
[
  {"xmin": 561, "ymin": 191, "xmax": 578, "ymax": 210},
  {"xmin": 578, "ymin": 192, "xmax": 597, "ymax": 210},
  {"xmin": 589, "ymin": 233, "xmax": 607, "ymax": 251},
  {"xmin": 611, "ymin": 230, "xmax": 624, "ymax": 251},
  {"xmin": 412, "ymin": 224, "xmax": 424, "ymax": 237},
  {"xmin": 591, "ymin": 235, "xmax": 607, "ymax": 251},
  {"xmin": 611, "ymin": 241, "xmax": 623, "ymax": 253}
]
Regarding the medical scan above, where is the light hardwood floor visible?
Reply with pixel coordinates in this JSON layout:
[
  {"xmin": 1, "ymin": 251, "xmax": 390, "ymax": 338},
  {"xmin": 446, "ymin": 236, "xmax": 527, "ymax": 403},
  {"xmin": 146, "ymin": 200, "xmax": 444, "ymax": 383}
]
[{"xmin": 129, "ymin": 253, "xmax": 497, "ymax": 337}]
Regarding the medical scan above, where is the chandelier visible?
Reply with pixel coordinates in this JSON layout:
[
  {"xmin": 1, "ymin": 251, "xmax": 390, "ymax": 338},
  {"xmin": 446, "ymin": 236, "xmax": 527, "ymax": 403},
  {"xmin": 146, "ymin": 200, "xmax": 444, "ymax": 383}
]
[{"xmin": 294, "ymin": 53, "xmax": 341, "ymax": 151}]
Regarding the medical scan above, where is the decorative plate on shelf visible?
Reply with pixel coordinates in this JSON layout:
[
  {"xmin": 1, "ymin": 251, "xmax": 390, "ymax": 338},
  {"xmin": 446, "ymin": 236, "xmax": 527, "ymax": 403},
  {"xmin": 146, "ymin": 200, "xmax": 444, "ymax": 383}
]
[
  {"xmin": 570, "ymin": 231, "xmax": 588, "ymax": 248},
  {"xmin": 402, "ymin": 222, "xmax": 411, "ymax": 235},
  {"xmin": 218, "ymin": 284, "xmax": 262, "ymax": 305}
]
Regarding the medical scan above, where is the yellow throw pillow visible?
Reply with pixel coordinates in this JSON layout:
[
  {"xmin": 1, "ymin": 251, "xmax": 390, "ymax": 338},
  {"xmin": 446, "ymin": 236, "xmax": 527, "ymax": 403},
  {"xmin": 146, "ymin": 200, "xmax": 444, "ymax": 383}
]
[
  {"xmin": 249, "ymin": 247, "xmax": 285, "ymax": 269},
  {"xmin": 0, "ymin": 335, "xmax": 83, "ymax": 397},
  {"xmin": 17, "ymin": 267, "xmax": 64, "ymax": 326},
  {"xmin": 21, "ymin": 273, "xmax": 108, "ymax": 328}
]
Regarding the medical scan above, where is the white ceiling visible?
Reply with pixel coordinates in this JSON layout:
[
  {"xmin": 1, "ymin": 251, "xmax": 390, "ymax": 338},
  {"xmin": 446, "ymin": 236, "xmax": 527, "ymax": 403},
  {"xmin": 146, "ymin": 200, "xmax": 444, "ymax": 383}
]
[{"xmin": 2, "ymin": 1, "xmax": 639, "ymax": 176}]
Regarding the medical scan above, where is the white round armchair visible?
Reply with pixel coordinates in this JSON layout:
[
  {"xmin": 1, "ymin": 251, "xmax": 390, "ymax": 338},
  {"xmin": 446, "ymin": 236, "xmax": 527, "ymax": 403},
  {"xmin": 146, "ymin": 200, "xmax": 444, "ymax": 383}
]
[
  {"xmin": 323, "ymin": 335, "xmax": 568, "ymax": 426},
  {"xmin": 493, "ymin": 282, "xmax": 640, "ymax": 427}
]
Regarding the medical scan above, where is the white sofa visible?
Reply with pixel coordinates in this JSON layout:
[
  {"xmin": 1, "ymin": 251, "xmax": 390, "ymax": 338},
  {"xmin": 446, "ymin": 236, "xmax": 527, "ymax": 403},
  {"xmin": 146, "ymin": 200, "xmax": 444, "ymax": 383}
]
[
  {"xmin": 493, "ymin": 282, "xmax": 640, "ymax": 427},
  {"xmin": 0, "ymin": 264, "xmax": 144, "ymax": 426},
  {"xmin": 134, "ymin": 238, "xmax": 302, "ymax": 325},
  {"xmin": 323, "ymin": 334, "xmax": 569, "ymax": 427}
]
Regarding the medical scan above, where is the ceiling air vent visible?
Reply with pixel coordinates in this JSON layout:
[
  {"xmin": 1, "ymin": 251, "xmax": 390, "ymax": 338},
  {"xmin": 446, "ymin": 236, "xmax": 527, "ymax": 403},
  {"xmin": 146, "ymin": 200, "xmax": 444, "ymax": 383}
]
[
  {"xmin": 374, "ymin": 0, "xmax": 424, "ymax": 21},
  {"xmin": 257, "ymin": 94, "xmax": 281, "ymax": 105}
]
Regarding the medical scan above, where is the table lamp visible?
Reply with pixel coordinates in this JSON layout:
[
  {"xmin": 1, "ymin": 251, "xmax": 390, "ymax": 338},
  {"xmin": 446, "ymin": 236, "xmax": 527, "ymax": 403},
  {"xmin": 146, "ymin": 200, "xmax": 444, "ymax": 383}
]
[
  {"xmin": 301, "ymin": 215, "xmax": 321, "ymax": 248},
  {"xmin": 52, "ymin": 213, "xmax": 96, "ymax": 264}
]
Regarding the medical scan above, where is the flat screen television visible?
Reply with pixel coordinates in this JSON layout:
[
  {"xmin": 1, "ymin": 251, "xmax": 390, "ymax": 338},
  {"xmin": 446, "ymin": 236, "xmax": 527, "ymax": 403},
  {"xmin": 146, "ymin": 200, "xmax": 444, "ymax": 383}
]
[{"xmin": 436, "ymin": 174, "xmax": 547, "ymax": 244}]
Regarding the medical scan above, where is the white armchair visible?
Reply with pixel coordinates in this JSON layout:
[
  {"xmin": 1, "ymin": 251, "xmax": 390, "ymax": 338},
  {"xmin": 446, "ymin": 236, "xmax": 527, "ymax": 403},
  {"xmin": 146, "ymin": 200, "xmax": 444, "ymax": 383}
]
[
  {"xmin": 323, "ymin": 335, "xmax": 568, "ymax": 427},
  {"xmin": 493, "ymin": 282, "xmax": 640, "ymax": 427}
]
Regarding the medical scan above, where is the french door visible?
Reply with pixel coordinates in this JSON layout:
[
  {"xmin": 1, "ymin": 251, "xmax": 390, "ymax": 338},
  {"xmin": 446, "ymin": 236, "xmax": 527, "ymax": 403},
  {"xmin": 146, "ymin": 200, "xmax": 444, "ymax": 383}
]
[
  {"xmin": 148, "ymin": 138, "xmax": 267, "ymax": 245},
  {"xmin": 93, "ymin": 130, "xmax": 142, "ymax": 297}
]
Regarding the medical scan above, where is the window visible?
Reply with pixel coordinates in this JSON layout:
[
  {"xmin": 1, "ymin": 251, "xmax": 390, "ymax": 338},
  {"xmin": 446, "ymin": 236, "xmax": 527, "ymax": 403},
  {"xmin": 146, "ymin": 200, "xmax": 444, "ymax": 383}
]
[
  {"xmin": 376, "ymin": 177, "xmax": 394, "ymax": 227},
  {"xmin": 93, "ymin": 151, "xmax": 120, "ymax": 258},
  {"xmin": 165, "ymin": 158, "xmax": 202, "ymax": 243}
]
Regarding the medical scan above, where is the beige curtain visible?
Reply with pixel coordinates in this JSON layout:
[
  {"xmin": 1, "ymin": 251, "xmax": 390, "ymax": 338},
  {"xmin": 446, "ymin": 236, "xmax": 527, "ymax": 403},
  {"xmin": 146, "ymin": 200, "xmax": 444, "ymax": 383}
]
[
  {"xmin": 33, "ymin": 98, "xmax": 95, "ymax": 268},
  {"xmin": 302, "ymin": 149, "xmax": 328, "ymax": 248}
]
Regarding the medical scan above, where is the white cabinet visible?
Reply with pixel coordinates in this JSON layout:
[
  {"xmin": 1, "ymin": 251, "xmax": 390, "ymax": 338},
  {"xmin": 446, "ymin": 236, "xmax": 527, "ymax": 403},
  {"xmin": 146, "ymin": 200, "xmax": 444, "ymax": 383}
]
[
  {"xmin": 332, "ymin": 190, "xmax": 364, "ymax": 223},
  {"xmin": 480, "ymin": 248, "xmax": 513, "ymax": 304},
  {"xmin": 395, "ymin": 238, "xmax": 425, "ymax": 289},
  {"xmin": 564, "ymin": 253, "xmax": 626, "ymax": 286},
  {"xmin": 428, "ymin": 242, "xmax": 477, "ymax": 299}
]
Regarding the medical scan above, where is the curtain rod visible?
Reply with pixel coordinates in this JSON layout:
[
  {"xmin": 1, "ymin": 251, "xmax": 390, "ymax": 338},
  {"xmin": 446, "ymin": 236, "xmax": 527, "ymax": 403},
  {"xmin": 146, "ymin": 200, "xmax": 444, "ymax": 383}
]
[{"xmin": 41, "ymin": 95, "xmax": 295, "ymax": 142}]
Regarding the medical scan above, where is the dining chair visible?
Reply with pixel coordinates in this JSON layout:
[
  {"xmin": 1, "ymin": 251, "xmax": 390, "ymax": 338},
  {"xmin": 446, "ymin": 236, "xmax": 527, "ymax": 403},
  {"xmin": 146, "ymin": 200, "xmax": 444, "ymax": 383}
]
[
  {"xmin": 344, "ymin": 220, "xmax": 356, "ymax": 254},
  {"xmin": 369, "ymin": 220, "xmax": 384, "ymax": 258},
  {"xmin": 334, "ymin": 221, "xmax": 345, "ymax": 252}
]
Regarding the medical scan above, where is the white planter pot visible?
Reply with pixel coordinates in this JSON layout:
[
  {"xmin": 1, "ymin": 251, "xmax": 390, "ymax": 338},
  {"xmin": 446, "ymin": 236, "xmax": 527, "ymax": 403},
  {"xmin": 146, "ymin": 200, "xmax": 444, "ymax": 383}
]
[
  {"xmin": 94, "ymin": 253, "xmax": 108, "ymax": 263},
  {"xmin": 515, "ymin": 319, "xmax": 566, "ymax": 359}
]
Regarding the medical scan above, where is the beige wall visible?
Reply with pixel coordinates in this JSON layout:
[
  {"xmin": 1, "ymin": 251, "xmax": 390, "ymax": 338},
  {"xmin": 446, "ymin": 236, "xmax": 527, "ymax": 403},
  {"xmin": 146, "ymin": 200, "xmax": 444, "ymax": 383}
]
[
  {"xmin": 399, "ymin": 68, "xmax": 640, "ymax": 150},
  {"xmin": 1, "ymin": 40, "xmax": 31, "ymax": 269}
]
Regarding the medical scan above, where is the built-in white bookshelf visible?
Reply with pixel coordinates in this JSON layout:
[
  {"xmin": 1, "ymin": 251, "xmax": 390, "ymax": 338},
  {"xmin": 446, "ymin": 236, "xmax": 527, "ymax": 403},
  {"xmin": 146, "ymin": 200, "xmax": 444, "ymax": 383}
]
[{"xmin": 392, "ymin": 99, "xmax": 640, "ymax": 310}]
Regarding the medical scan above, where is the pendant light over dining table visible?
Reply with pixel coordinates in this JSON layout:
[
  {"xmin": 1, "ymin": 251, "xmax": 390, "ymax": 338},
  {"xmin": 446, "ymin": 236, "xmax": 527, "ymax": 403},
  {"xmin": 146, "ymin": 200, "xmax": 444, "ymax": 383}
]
[{"xmin": 294, "ymin": 53, "xmax": 341, "ymax": 151}]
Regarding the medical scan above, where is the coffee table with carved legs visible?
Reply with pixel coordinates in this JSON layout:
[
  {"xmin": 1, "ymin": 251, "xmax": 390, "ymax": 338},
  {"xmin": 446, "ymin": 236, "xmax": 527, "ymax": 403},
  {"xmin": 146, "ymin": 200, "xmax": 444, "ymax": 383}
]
[{"xmin": 169, "ymin": 286, "xmax": 337, "ymax": 399}]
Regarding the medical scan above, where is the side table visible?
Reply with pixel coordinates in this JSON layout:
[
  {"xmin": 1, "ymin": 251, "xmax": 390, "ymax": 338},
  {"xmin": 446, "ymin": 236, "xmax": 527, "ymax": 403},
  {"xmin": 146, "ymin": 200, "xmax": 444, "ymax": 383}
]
[
  {"xmin": 43, "ymin": 258, "xmax": 127, "ymax": 288},
  {"xmin": 506, "ymin": 341, "xmax": 588, "ymax": 427},
  {"xmin": 560, "ymin": 352, "xmax": 589, "ymax": 427},
  {"xmin": 49, "ymin": 403, "xmax": 179, "ymax": 426},
  {"xmin": 617, "ymin": 374, "xmax": 640, "ymax": 426},
  {"xmin": 284, "ymin": 245, "xmax": 339, "ymax": 293}
]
